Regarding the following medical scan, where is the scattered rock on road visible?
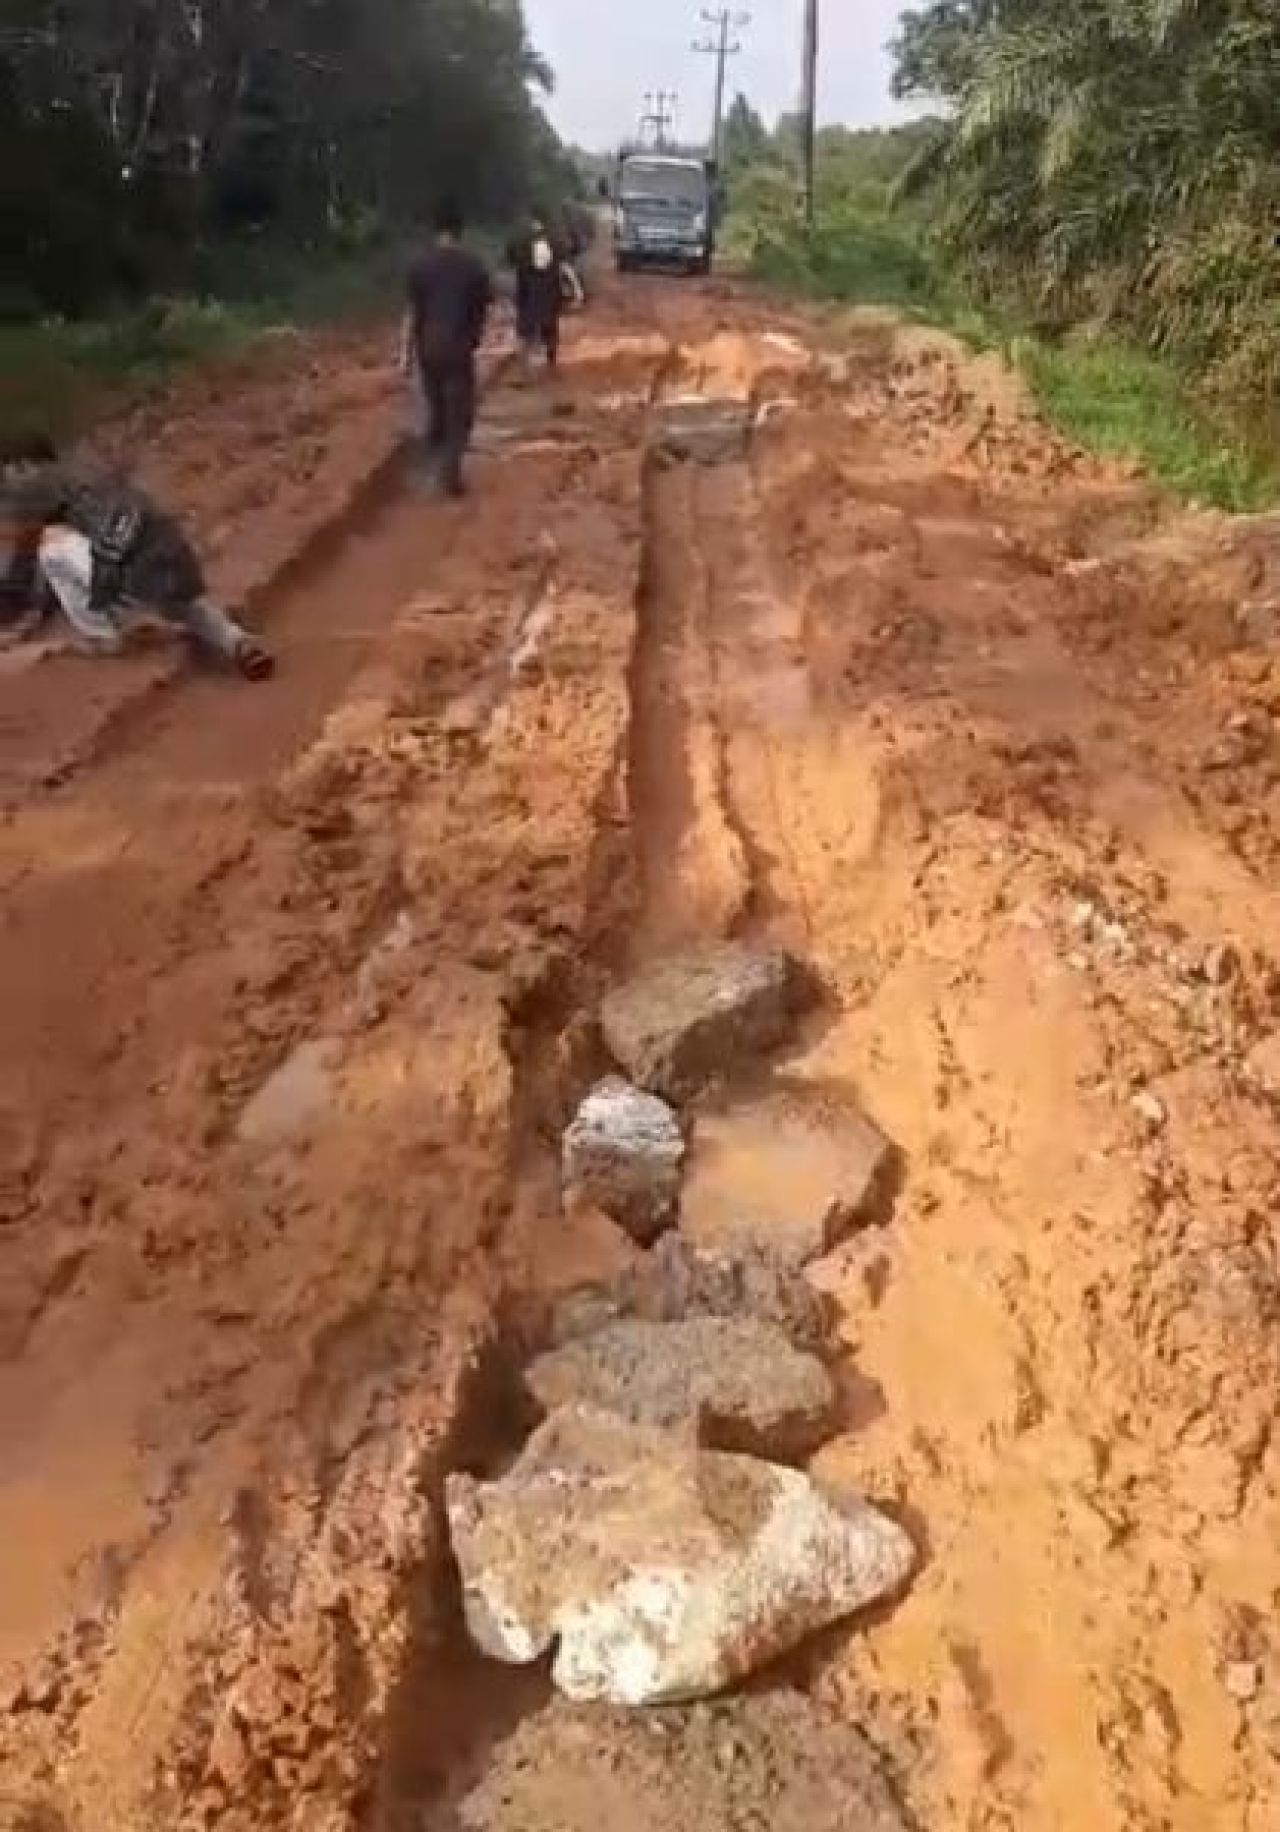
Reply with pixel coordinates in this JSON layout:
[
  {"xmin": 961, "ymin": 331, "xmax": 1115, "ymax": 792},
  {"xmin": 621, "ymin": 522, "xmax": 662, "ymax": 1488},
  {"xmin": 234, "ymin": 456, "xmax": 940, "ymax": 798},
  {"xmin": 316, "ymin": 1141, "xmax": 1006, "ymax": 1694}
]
[
  {"xmin": 1201, "ymin": 941, "xmax": 1240, "ymax": 986},
  {"xmin": 601, "ymin": 944, "xmax": 812, "ymax": 1101},
  {"xmin": 681, "ymin": 1084, "xmax": 893, "ymax": 1270},
  {"xmin": 1245, "ymin": 1031, "xmax": 1280, "ymax": 1096},
  {"xmin": 526, "ymin": 1315, "xmax": 837, "ymax": 1460},
  {"xmin": 236, "ymin": 1038, "xmax": 339, "ymax": 1148},
  {"xmin": 446, "ymin": 1406, "xmax": 914, "ymax": 1705},
  {"xmin": 1130, "ymin": 1088, "xmax": 1168, "ymax": 1131},
  {"xmin": 1223, "ymin": 1660, "xmax": 1263, "ymax": 1704},
  {"xmin": 431, "ymin": 1689, "xmax": 912, "ymax": 1832},
  {"xmin": 562, "ymin": 1076, "xmax": 685, "ymax": 1245}
]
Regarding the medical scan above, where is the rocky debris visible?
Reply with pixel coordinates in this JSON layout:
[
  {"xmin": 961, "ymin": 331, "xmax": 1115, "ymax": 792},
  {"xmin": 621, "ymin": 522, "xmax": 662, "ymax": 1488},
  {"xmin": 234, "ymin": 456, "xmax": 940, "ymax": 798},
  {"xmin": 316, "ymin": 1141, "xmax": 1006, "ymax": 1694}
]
[
  {"xmin": 601, "ymin": 945, "xmax": 812, "ymax": 1102},
  {"xmin": 525, "ymin": 1316, "xmax": 837, "ymax": 1461},
  {"xmin": 1234, "ymin": 596, "xmax": 1280, "ymax": 648},
  {"xmin": 548, "ymin": 1284, "xmax": 630, "ymax": 1346},
  {"xmin": 561, "ymin": 1077, "xmax": 685, "ymax": 1245},
  {"xmin": 761, "ymin": 330, "xmax": 811, "ymax": 360},
  {"xmin": 431, "ymin": 1689, "xmax": 912, "ymax": 1832},
  {"xmin": 1201, "ymin": 730, "xmax": 1253, "ymax": 774},
  {"xmin": 681, "ymin": 1085, "xmax": 893, "ymax": 1271},
  {"xmin": 236, "ymin": 1039, "xmax": 339, "ymax": 1147},
  {"xmin": 446, "ymin": 1406, "xmax": 914, "ymax": 1706},
  {"xmin": 1052, "ymin": 883, "xmax": 1265, "ymax": 1067},
  {"xmin": 1245, "ymin": 1032, "xmax": 1280, "ymax": 1095},
  {"xmin": 1068, "ymin": 896, "xmax": 1139, "ymax": 963},
  {"xmin": 754, "ymin": 397, "xmax": 799, "ymax": 430},
  {"xmin": 651, "ymin": 398, "xmax": 752, "ymax": 466},
  {"xmin": 549, "ymin": 1234, "xmax": 836, "ymax": 1358},
  {"xmin": 1130, "ymin": 1088, "xmax": 1168, "ymax": 1131},
  {"xmin": 1201, "ymin": 941, "xmax": 1240, "ymax": 986},
  {"xmin": 1223, "ymin": 1660, "xmax": 1263, "ymax": 1704},
  {"xmin": 807, "ymin": 1232, "xmax": 898, "ymax": 1310},
  {"xmin": 440, "ymin": 693, "xmax": 488, "ymax": 739},
  {"xmin": 0, "ymin": 1656, "xmax": 64, "ymax": 1715}
]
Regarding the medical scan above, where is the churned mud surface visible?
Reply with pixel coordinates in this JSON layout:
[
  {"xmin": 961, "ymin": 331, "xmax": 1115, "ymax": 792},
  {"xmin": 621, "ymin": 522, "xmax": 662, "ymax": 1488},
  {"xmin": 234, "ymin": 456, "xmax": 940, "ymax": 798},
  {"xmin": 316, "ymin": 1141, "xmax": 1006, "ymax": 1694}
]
[{"xmin": 1, "ymin": 276, "xmax": 1279, "ymax": 1832}]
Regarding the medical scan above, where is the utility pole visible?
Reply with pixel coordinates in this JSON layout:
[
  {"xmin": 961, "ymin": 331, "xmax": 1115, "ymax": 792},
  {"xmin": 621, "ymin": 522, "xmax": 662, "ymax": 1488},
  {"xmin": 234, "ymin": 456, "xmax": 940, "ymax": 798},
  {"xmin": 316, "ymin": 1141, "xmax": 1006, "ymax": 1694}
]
[
  {"xmin": 800, "ymin": 0, "xmax": 819, "ymax": 226},
  {"xmin": 693, "ymin": 8, "xmax": 749, "ymax": 165},
  {"xmin": 640, "ymin": 89, "xmax": 679, "ymax": 150}
]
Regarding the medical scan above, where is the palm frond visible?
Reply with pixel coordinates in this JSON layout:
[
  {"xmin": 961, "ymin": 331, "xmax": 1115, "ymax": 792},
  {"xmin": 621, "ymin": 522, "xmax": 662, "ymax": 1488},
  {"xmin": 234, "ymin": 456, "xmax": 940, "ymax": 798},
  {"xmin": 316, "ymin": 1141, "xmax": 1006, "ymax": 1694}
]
[
  {"xmin": 883, "ymin": 0, "xmax": 1280, "ymax": 407},
  {"xmin": 893, "ymin": 124, "xmax": 955, "ymax": 201}
]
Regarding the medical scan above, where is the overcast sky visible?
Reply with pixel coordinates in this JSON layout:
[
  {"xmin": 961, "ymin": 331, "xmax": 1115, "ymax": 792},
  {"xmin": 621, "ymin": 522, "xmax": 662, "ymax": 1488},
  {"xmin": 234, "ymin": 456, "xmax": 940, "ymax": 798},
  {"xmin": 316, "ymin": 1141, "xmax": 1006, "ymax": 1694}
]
[{"xmin": 525, "ymin": 1, "xmax": 912, "ymax": 150}]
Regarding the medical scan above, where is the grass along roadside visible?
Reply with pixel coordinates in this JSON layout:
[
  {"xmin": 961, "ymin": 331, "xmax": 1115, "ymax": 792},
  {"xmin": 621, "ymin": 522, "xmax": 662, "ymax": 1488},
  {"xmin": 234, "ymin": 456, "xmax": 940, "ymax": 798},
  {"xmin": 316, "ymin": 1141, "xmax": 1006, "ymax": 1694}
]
[
  {"xmin": 732, "ymin": 196, "xmax": 1279, "ymax": 514},
  {"xmin": 1016, "ymin": 338, "xmax": 1276, "ymax": 513},
  {"xmin": 0, "ymin": 239, "xmax": 409, "ymax": 448},
  {"xmin": 2, "ymin": 304, "xmax": 268, "ymax": 447}
]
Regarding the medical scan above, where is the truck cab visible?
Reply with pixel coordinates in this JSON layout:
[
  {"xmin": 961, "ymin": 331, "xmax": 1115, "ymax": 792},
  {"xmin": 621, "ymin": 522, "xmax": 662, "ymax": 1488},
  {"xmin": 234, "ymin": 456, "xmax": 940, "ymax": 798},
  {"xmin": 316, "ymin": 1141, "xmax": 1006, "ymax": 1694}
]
[{"xmin": 613, "ymin": 153, "xmax": 717, "ymax": 276}]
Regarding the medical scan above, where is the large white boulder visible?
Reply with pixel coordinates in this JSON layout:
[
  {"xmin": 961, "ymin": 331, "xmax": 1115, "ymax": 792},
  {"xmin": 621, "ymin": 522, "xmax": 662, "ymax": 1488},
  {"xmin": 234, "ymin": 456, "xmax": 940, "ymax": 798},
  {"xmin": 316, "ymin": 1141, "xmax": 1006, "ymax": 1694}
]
[{"xmin": 446, "ymin": 1407, "xmax": 914, "ymax": 1706}]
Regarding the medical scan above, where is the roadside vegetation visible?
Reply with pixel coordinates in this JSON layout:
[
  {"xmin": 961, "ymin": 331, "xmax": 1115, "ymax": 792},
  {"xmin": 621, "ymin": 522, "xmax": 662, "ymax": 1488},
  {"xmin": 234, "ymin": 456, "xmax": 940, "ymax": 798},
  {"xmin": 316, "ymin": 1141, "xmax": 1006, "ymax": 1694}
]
[
  {"xmin": 0, "ymin": 243, "xmax": 416, "ymax": 444},
  {"xmin": 721, "ymin": 0, "xmax": 1280, "ymax": 514},
  {"xmin": 2, "ymin": 0, "xmax": 573, "ymax": 439}
]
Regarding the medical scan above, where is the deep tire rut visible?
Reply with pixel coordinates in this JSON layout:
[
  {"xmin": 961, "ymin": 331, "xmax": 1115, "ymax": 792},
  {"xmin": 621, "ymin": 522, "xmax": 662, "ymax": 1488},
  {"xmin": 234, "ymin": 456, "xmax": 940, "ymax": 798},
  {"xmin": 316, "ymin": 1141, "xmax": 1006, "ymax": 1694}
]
[{"xmin": 629, "ymin": 456, "xmax": 753, "ymax": 950}]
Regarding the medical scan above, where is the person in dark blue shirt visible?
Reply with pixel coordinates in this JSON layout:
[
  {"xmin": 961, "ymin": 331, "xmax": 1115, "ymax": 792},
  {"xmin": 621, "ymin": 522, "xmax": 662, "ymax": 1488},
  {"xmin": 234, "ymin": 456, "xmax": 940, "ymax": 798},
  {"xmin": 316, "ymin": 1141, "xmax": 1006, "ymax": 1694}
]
[{"xmin": 402, "ymin": 200, "xmax": 494, "ymax": 497}]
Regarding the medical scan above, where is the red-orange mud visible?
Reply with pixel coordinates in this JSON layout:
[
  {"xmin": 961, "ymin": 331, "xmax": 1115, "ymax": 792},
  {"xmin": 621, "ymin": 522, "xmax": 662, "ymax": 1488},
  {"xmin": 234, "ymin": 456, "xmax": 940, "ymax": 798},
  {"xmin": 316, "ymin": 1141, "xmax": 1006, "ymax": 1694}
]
[{"xmin": 1, "ymin": 283, "xmax": 1278, "ymax": 1832}]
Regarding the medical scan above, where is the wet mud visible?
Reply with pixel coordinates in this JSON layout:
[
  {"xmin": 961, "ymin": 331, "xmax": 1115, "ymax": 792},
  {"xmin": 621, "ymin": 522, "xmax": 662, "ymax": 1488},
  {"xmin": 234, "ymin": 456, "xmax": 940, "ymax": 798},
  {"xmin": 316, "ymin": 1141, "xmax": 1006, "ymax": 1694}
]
[{"xmin": 1, "ymin": 277, "xmax": 1278, "ymax": 1832}]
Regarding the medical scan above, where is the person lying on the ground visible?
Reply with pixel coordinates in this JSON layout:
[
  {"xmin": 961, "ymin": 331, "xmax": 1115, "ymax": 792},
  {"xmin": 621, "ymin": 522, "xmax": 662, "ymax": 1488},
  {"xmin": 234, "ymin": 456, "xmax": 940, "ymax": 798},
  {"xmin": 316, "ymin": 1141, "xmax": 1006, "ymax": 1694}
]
[
  {"xmin": 401, "ymin": 198, "xmax": 494, "ymax": 498},
  {"xmin": 0, "ymin": 433, "xmax": 273, "ymax": 678}
]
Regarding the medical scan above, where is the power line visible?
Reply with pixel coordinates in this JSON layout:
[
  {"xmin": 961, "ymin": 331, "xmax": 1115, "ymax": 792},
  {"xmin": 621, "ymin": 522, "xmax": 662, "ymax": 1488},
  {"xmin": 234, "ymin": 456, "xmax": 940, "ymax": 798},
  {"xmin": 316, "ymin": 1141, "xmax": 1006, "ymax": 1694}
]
[
  {"xmin": 800, "ymin": 0, "xmax": 819, "ymax": 227},
  {"xmin": 692, "ymin": 8, "xmax": 749, "ymax": 165},
  {"xmin": 639, "ymin": 89, "xmax": 679, "ymax": 150}
]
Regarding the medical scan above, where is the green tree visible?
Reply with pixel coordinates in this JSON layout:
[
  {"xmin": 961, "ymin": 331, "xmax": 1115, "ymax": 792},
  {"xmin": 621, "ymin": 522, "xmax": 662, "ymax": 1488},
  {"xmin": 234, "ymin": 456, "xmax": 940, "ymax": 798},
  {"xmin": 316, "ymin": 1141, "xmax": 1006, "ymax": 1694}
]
[
  {"xmin": 722, "ymin": 93, "xmax": 770, "ymax": 172},
  {"xmin": 1, "ymin": 0, "xmax": 570, "ymax": 317},
  {"xmin": 892, "ymin": 0, "xmax": 1280, "ymax": 403}
]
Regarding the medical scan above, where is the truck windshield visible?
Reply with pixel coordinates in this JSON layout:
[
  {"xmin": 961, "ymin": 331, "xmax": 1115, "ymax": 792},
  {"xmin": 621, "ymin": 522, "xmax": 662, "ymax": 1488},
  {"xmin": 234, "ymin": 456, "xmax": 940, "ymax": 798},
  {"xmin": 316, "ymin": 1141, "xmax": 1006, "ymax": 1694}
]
[{"xmin": 620, "ymin": 162, "xmax": 706, "ymax": 205}]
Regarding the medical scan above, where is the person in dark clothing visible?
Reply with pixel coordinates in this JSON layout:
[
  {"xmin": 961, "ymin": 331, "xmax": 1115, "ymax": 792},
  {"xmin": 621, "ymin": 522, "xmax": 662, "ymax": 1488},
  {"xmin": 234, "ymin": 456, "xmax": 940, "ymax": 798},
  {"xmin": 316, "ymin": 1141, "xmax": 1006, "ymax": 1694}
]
[
  {"xmin": 402, "ymin": 199, "xmax": 494, "ymax": 497},
  {"xmin": 507, "ymin": 210, "xmax": 570, "ymax": 372},
  {"xmin": 1, "ymin": 432, "xmax": 273, "ymax": 677}
]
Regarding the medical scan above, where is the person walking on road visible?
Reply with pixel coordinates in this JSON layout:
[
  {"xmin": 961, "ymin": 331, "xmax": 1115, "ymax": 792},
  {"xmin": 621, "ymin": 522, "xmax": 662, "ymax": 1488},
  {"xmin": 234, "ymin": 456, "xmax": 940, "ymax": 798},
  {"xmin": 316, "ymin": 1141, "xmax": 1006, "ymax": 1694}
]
[
  {"xmin": 507, "ymin": 208, "xmax": 571, "ymax": 374},
  {"xmin": 402, "ymin": 199, "xmax": 494, "ymax": 497},
  {"xmin": 1, "ymin": 433, "xmax": 274, "ymax": 677}
]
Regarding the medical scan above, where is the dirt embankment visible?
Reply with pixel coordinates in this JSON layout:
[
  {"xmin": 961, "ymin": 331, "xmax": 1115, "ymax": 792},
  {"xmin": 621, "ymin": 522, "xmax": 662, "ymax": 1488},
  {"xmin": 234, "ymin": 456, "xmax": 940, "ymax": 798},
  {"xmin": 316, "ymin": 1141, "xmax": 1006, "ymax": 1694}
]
[{"xmin": 1, "ymin": 279, "xmax": 1279, "ymax": 1832}]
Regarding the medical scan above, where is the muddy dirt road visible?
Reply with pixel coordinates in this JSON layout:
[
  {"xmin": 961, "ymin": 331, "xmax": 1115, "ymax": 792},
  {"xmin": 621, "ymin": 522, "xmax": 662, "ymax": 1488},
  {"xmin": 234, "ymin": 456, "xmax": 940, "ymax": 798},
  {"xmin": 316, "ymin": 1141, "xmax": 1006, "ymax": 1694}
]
[{"xmin": 2, "ymin": 279, "xmax": 1279, "ymax": 1831}]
